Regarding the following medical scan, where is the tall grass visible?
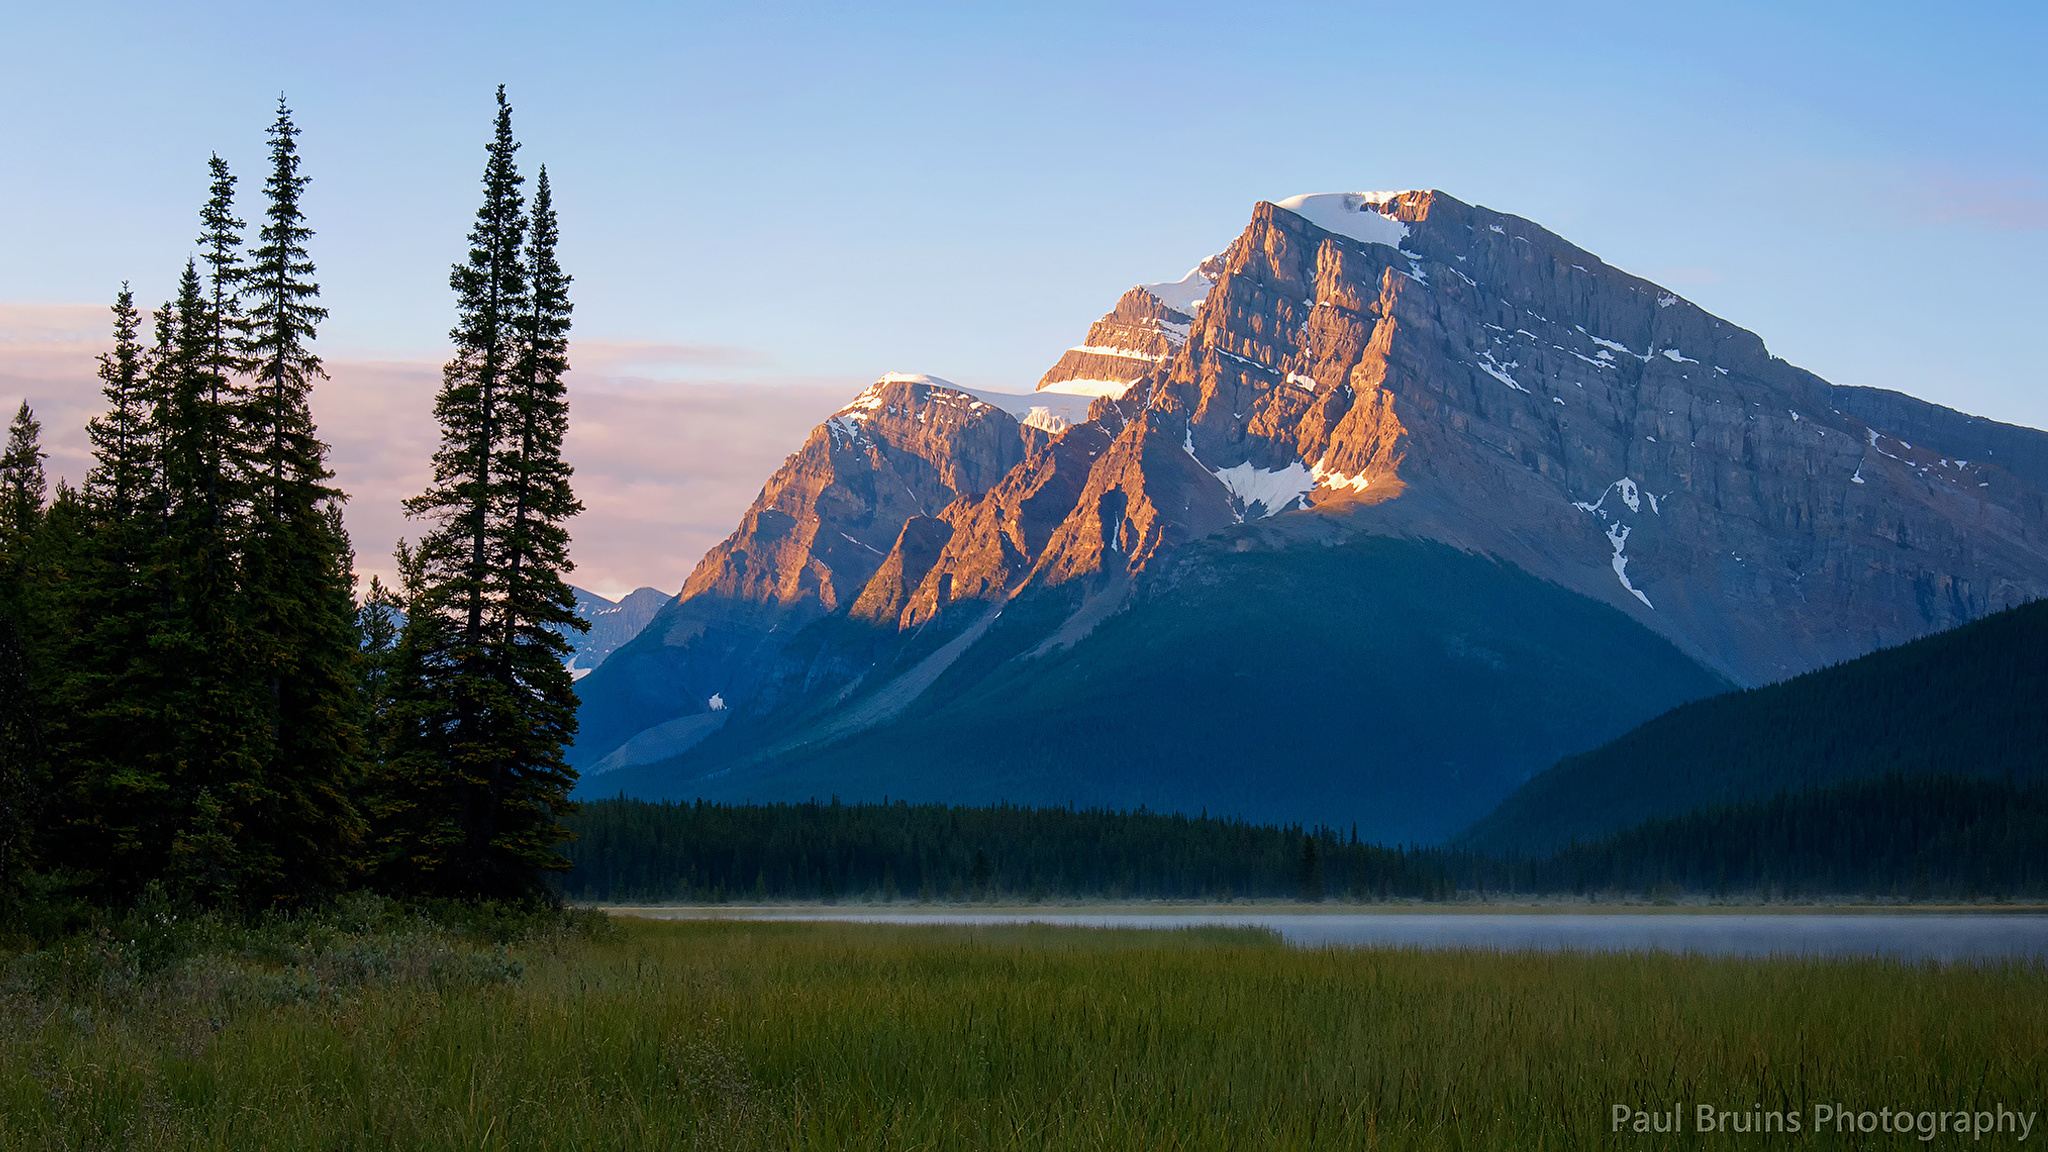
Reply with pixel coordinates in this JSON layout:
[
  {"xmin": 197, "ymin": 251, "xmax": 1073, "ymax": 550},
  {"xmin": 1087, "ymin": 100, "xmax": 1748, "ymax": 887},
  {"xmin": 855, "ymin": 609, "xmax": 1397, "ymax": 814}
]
[{"xmin": 3, "ymin": 913, "xmax": 2041, "ymax": 1149}]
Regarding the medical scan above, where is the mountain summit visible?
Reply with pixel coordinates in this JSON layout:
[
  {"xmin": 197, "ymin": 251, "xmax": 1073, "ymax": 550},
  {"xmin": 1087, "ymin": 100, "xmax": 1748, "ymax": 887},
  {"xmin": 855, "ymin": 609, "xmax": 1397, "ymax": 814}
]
[{"xmin": 571, "ymin": 190, "xmax": 2048, "ymax": 840}]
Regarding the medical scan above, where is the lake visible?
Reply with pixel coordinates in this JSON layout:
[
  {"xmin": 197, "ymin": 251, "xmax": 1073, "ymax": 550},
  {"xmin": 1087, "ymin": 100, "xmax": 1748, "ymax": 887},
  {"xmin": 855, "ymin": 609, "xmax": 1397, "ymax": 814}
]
[{"xmin": 621, "ymin": 908, "xmax": 2048, "ymax": 963}]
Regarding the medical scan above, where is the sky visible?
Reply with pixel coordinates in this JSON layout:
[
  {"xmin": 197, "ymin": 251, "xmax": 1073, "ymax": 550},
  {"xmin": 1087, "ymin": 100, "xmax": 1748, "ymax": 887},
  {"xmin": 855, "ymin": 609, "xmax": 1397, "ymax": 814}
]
[{"xmin": 3, "ymin": 1, "xmax": 2044, "ymax": 598}]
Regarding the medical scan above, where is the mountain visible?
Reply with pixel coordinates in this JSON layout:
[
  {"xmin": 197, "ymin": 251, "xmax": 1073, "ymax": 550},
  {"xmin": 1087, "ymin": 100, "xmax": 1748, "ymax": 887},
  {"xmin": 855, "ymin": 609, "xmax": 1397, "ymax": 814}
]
[
  {"xmin": 1460, "ymin": 597, "xmax": 2048, "ymax": 856},
  {"xmin": 560, "ymin": 586, "xmax": 671, "ymax": 680},
  {"xmin": 570, "ymin": 189, "xmax": 2048, "ymax": 839},
  {"xmin": 598, "ymin": 535, "xmax": 1728, "ymax": 843}
]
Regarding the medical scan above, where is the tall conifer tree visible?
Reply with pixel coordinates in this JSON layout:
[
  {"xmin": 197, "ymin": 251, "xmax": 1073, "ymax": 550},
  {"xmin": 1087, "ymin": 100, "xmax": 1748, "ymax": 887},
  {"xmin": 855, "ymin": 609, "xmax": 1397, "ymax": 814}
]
[
  {"xmin": 494, "ymin": 164, "xmax": 586, "ymax": 856},
  {"xmin": 37, "ymin": 289, "xmax": 176, "ymax": 897},
  {"xmin": 84, "ymin": 289, "xmax": 155, "ymax": 521},
  {"xmin": 237, "ymin": 98, "xmax": 363, "ymax": 901},
  {"xmin": 155, "ymin": 241, "xmax": 262, "ymax": 904},
  {"xmin": 0, "ymin": 402, "xmax": 46, "ymax": 559},
  {"xmin": 381, "ymin": 89, "xmax": 582, "ymax": 899},
  {"xmin": 0, "ymin": 403, "xmax": 46, "ymax": 908},
  {"xmin": 195, "ymin": 156, "xmax": 252, "ymax": 532}
]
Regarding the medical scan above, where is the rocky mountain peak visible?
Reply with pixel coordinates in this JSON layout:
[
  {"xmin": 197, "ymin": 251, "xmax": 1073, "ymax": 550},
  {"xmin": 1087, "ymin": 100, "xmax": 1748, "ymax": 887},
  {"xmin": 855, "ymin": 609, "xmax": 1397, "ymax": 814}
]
[
  {"xmin": 843, "ymin": 188, "xmax": 2048, "ymax": 682},
  {"xmin": 1033, "ymin": 255, "xmax": 1228, "ymax": 400},
  {"xmin": 571, "ymin": 188, "xmax": 2048, "ymax": 781}
]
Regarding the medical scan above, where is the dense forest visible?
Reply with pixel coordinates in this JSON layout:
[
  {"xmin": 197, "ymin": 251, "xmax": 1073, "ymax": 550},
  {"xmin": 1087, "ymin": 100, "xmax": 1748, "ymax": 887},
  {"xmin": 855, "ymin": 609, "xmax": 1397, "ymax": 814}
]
[
  {"xmin": 557, "ymin": 797, "xmax": 1456, "ymax": 902},
  {"xmin": 1519, "ymin": 774, "xmax": 2048, "ymax": 899},
  {"xmin": 557, "ymin": 772, "xmax": 2048, "ymax": 904},
  {"xmin": 0, "ymin": 89, "xmax": 585, "ymax": 922},
  {"xmin": 1464, "ymin": 597, "xmax": 2048, "ymax": 856}
]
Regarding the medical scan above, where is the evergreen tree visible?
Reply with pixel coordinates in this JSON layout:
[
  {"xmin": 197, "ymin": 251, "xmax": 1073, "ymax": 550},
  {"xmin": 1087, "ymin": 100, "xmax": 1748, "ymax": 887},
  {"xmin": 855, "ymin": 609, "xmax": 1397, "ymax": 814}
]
[
  {"xmin": 236, "ymin": 97, "xmax": 363, "ymax": 902},
  {"xmin": 380, "ymin": 89, "xmax": 582, "ymax": 899},
  {"xmin": 1296, "ymin": 836, "xmax": 1324, "ymax": 902},
  {"xmin": 197, "ymin": 155, "xmax": 251, "ymax": 390},
  {"xmin": 84, "ymin": 288, "xmax": 155, "ymax": 521},
  {"xmin": 153, "ymin": 244, "xmax": 263, "ymax": 905},
  {"xmin": 355, "ymin": 573, "xmax": 405, "ymax": 766},
  {"xmin": 34, "ymin": 290, "xmax": 176, "ymax": 898},
  {"xmin": 0, "ymin": 402, "xmax": 46, "ymax": 911},
  {"xmin": 0, "ymin": 402, "xmax": 45, "ymax": 564},
  {"xmin": 494, "ymin": 163, "xmax": 586, "ymax": 857}
]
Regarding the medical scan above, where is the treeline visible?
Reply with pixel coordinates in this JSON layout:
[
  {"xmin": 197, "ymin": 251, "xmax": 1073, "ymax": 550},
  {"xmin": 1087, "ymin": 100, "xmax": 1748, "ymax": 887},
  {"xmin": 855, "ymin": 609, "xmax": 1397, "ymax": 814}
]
[
  {"xmin": 557, "ymin": 798, "xmax": 1458, "ymax": 903},
  {"xmin": 558, "ymin": 774, "xmax": 2048, "ymax": 903},
  {"xmin": 1518, "ymin": 775, "xmax": 2048, "ymax": 900},
  {"xmin": 0, "ymin": 89, "xmax": 585, "ymax": 920}
]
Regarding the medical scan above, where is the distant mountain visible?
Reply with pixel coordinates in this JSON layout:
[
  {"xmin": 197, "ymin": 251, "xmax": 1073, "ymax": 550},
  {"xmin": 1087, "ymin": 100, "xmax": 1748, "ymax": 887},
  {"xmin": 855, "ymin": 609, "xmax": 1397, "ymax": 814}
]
[
  {"xmin": 591, "ymin": 535, "xmax": 1727, "ymax": 843},
  {"xmin": 570, "ymin": 189, "xmax": 2048, "ymax": 839},
  {"xmin": 1461, "ymin": 597, "xmax": 2048, "ymax": 856},
  {"xmin": 560, "ymin": 586, "xmax": 671, "ymax": 681}
]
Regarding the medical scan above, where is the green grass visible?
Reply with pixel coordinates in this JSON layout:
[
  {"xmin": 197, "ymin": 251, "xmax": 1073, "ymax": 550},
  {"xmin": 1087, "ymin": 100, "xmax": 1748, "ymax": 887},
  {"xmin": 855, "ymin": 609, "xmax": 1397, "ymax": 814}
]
[{"xmin": 3, "ymin": 910, "xmax": 2043, "ymax": 1149}]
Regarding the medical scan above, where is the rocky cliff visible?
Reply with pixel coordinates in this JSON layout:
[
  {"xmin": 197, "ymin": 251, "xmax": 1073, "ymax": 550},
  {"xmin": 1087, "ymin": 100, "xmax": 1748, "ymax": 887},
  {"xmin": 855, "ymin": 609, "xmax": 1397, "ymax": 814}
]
[
  {"xmin": 574, "ymin": 190, "xmax": 2048, "ymax": 832},
  {"xmin": 1032, "ymin": 257, "xmax": 1221, "ymax": 396},
  {"xmin": 562, "ymin": 586, "xmax": 671, "ymax": 680},
  {"xmin": 570, "ymin": 373, "xmax": 1088, "ymax": 767},
  {"xmin": 852, "ymin": 191, "xmax": 2048, "ymax": 682}
]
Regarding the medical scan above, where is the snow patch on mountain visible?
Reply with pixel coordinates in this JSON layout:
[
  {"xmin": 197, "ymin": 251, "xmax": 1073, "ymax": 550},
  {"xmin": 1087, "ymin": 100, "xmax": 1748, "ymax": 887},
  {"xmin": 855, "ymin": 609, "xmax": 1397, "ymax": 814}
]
[
  {"xmin": 1571, "ymin": 479, "xmax": 1659, "ymax": 609},
  {"xmin": 1037, "ymin": 379, "xmax": 1135, "ymax": 399},
  {"xmin": 1211, "ymin": 460, "xmax": 1315, "ymax": 519},
  {"xmin": 1141, "ymin": 263, "xmax": 1217, "ymax": 315},
  {"xmin": 1475, "ymin": 350, "xmax": 1529, "ymax": 393},
  {"xmin": 1273, "ymin": 193, "xmax": 1413, "ymax": 250},
  {"xmin": 1605, "ymin": 522, "xmax": 1654, "ymax": 609},
  {"xmin": 839, "ymin": 373, "xmax": 1104, "ymax": 436},
  {"xmin": 1068, "ymin": 344, "xmax": 1167, "ymax": 362},
  {"xmin": 951, "ymin": 382, "xmax": 1098, "ymax": 434},
  {"xmin": 1580, "ymin": 328, "xmax": 1651, "ymax": 362}
]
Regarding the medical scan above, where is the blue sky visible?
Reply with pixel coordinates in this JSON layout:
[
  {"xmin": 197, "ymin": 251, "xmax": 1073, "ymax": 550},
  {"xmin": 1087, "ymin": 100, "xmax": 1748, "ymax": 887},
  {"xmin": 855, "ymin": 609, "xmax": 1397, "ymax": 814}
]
[{"xmin": 3, "ymin": 1, "xmax": 2044, "ymax": 591}]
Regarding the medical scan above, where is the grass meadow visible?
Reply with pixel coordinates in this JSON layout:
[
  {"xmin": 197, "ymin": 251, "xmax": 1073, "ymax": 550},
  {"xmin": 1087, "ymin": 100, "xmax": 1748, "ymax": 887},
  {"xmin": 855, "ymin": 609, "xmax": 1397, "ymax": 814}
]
[{"xmin": 2, "ymin": 907, "xmax": 2042, "ymax": 1149}]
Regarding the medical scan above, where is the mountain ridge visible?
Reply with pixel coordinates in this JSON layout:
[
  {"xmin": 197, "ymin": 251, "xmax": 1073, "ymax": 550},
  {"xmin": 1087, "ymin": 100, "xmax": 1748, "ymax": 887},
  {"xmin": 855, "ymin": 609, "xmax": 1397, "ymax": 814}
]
[
  {"xmin": 1460, "ymin": 596, "xmax": 2048, "ymax": 856},
  {"xmin": 569, "ymin": 188, "xmax": 2048, "ymax": 833}
]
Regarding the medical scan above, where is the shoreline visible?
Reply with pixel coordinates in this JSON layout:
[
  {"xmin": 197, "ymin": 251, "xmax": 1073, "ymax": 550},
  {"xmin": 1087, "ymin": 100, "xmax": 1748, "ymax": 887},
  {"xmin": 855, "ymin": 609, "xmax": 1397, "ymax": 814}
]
[{"xmin": 601, "ymin": 900, "xmax": 2048, "ymax": 918}]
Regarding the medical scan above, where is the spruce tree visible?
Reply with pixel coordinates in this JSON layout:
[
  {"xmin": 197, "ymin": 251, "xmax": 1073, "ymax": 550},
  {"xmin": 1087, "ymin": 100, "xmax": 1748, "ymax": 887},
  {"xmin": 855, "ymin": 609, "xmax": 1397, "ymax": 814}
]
[
  {"xmin": 0, "ymin": 402, "xmax": 46, "ymax": 560},
  {"xmin": 494, "ymin": 164, "xmax": 586, "ymax": 861},
  {"xmin": 0, "ymin": 403, "xmax": 46, "ymax": 910},
  {"xmin": 84, "ymin": 288, "xmax": 155, "ymax": 521},
  {"xmin": 381, "ymin": 89, "xmax": 582, "ymax": 900},
  {"xmin": 237, "ymin": 97, "xmax": 363, "ymax": 901},
  {"xmin": 154, "ymin": 245, "xmax": 263, "ymax": 905},
  {"xmin": 35, "ymin": 290, "xmax": 176, "ymax": 897},
  {"xmin": 355, "ymin": 573, "xmax": 405, "ymax": 767}
]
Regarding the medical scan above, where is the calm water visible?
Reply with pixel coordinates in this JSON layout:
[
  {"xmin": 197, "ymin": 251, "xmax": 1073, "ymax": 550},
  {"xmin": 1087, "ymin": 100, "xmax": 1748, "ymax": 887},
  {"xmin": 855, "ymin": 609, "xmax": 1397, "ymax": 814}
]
[{"xmin": 627, "ymin": 909, "xmax": 2048, "ymax": 963}]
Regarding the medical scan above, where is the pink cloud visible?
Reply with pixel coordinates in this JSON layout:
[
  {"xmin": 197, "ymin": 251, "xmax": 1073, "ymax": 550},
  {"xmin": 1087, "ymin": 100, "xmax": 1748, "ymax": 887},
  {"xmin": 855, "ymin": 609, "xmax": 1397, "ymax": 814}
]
[
  {"xmin": 0, "ymin": 303, "xmax": 857, "ymax": 603},
  {"xmin": 567, "ymin": 340, "xmax": 767, "ymax": 374}
]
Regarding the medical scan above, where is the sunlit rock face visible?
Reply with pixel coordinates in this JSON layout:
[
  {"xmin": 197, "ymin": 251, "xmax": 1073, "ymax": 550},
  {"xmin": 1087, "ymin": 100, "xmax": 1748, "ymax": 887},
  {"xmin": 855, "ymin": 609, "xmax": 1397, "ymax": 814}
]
[
  {"xmin": 573, "ymin": 189, "xmax": 2048, "ymax": 816},
  {"xmin": 808, "ymin": 190, "xmax": 2048, "ymax": 682}
]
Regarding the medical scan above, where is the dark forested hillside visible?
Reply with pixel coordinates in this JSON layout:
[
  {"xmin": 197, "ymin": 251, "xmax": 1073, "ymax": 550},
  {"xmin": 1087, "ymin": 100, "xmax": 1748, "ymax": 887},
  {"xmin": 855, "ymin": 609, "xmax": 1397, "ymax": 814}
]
[
  {"xmin": 1462, "ymin": 598, "xmax": 2048, "ymax": 856},
  {"xmin": 556, "ymin": 797, "xmax": 1457, "ymax": 903},
  {"xmin": 1520, "ymin": 775, "xmax": 2048, "ymax": 899},
  {"xmin": 590, "ymin": 536, "xmax": 1729, "ymax": 845},
  {"xmin": 558, "ymin": 776, "xmax": 2048, "ymax": 905}
]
